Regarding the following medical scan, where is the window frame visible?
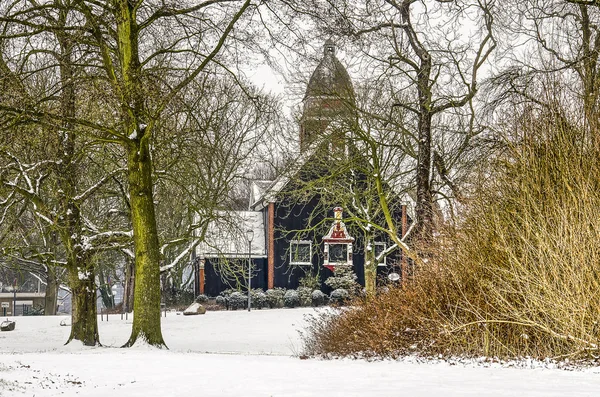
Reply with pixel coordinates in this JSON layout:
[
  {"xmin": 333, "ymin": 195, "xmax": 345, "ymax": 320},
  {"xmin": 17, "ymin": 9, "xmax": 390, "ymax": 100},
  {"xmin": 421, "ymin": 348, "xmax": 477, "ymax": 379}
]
[
  {"xmin": 374, "ymin": 242, "xmax": 387, "ymax": 267},
  {"xmin": 324, "ymin": 242, "xmax": 353, "ymax": 267},
  {"xmin": 289, "ymin": 240, "xmax": 313, "ymax": 266}
]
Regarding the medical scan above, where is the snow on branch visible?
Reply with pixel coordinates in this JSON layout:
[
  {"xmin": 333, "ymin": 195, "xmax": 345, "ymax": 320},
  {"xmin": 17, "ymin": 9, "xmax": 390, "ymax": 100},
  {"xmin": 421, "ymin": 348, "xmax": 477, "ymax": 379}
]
[
  {"xmin": 35, "ymin": 211, "xmax": 54, "ymax": 225},
  {"xmin": 160, "ymin": 237, "xmax": 188, "ymax": 256},
  {"xmin": 0, "ymin": 191, "xmax": 17, "ymax": 225},
  {"xmin": 391, "ymin": 220, "xmax": 426, "ymax": 268},
  {"xmin": 160, "ymin": 238, "xmax": 199, "ymax": 273},
  {"xmin": 81, "ymin": 216, "xmax": 101, "ymax": 234},
  {"xmin": 121, "ymin": 248, "xmax": 135, "ymax": 259},
  {"xmin": 0, "ymin": 190, "xmax": 15, "ymax": 206},
  {"xmin": 73, "ymin": 168, "xmax": 125, "ymax": 203},
  {"xmin": 375, "ymin": 243, "xmax": 398, "ymax": 263},
  {"xmin": 77, "ymin": 230, "xmax": 133, "ymax": 252},
  {"xmin": 1, "ymin": 151, "xmax": 59, "ymax": 195},
  {"xmin": 2, "ymin": 151, "xmax": 62, "ymax": 172},
  {"xmin": 159, "ymin": 221, "xmax": 202, "ymax": 256},
  {"xmin": 1, "ymin": 176, "xmax": 52, "ymax": 225},
  {"xmin": 0, "ymin": 255, "xmax": 50, "ymax": 276}
]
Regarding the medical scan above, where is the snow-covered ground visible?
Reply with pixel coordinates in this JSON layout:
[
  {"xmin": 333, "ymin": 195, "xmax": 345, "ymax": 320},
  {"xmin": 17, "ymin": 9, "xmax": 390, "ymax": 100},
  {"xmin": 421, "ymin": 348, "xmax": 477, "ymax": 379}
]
[{"xmin": 1, "ymin": 308, "xmax": 599, "ymax": 396}]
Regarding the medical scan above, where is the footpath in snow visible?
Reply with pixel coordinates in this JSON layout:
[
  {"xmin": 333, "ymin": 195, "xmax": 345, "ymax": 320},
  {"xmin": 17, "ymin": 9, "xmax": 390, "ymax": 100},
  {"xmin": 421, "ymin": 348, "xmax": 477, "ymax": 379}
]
[{"xmin": 0, "ymin": 308, "xmax": 599, "ymax": 396}]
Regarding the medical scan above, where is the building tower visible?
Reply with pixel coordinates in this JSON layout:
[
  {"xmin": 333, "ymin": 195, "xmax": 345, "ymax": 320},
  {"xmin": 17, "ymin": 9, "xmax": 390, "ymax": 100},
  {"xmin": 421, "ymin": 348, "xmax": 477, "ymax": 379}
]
[{"xmin": 300, "ymin": 40, "xmax": 356, "ymax": 151}]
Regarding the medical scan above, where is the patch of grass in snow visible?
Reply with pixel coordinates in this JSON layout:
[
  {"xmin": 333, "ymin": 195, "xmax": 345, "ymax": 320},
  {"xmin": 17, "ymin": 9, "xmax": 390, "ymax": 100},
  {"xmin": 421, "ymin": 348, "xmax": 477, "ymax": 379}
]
[{"xmin": 0, "ymin": 373, "xmax": 25, "ymax": 395}]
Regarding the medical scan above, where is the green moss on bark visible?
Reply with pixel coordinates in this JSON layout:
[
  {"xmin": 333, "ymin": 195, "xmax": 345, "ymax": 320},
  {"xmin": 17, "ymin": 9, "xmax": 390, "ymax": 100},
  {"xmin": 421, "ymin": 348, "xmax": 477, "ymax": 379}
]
[
  {"xmin": 122, "ymin": 142, "xmax": 166, "ymax": 348},
  {"xmin": 66, "ymin": 264, "xmax": 100, "ymax": 346}
]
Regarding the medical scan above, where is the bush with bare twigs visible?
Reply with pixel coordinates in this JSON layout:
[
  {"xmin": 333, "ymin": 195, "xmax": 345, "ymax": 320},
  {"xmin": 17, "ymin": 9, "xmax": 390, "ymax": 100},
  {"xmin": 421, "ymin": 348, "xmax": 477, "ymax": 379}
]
[{"xmin": 302, "ymin": 110, "xmax": 600, "ymax": 361}]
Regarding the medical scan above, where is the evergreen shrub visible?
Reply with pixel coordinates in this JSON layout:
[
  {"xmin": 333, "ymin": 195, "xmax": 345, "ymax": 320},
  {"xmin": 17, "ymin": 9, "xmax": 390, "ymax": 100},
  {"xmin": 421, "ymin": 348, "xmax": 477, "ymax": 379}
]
[
  {"xmin": 266, "ymin": 288, "xmax": 286, "ymax": 308},
  {"xmin": 283, "ymin": 289, "xmax": 300, "ymax": 308}
]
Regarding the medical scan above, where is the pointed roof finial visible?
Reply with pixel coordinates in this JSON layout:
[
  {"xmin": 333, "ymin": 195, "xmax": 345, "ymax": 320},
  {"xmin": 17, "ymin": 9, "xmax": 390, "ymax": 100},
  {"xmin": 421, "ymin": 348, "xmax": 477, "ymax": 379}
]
[{"xmin": 324, "ymin": 39, "xmax": 335, "ymax": 55}]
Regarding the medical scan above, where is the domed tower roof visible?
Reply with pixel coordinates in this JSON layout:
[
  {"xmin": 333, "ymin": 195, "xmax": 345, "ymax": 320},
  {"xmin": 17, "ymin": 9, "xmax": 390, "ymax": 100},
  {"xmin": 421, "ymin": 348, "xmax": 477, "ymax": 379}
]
[
  {"xmin": 300, "ymin": 40, "xmax": 356, "ymax": 151},
  {"xmin": 304, "ymin": 40, "xmax": 355, "ymax": 100}
]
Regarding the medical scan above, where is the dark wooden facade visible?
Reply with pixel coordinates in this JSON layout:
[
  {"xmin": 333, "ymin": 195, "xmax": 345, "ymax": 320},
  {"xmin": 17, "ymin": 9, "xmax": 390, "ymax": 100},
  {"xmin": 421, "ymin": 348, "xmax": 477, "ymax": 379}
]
[
  {"xmin": 197, "ymin": 194, "xmax": 408, "ymax": 296},
  {"xmin": 201, "ymin": 258, "xmax": 268, "ymax": 297},
  {"xmin": 195, "ymin": 40, "xmax": 410, "ymax": 296},
  {"xmin": 269, "ymin": 199, "xmax": 407, "ymax": 293}
]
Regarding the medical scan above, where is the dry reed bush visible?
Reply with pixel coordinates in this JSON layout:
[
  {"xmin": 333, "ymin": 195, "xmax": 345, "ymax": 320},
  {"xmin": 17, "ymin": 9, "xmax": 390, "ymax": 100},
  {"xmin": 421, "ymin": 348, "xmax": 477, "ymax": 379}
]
[
  {"xmin": 302, "ymin": 111, "xmax": 600, "ymax": 360},
  {"xmin": 301, "ymin": 288, "xmax": 428, "ymax": 358},
  {"xmin": 443, "ymin": 112, "xmax": 600, "ymax": 360},
  {"xmin": 301, "ymin": 264, "xmax": 459, "ymax": 358}
]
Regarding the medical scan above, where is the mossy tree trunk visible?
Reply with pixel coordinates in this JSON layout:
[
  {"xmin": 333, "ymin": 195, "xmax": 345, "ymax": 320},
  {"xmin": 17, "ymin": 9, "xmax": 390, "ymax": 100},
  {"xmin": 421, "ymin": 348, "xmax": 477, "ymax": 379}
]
[
  {"xmin": 55, "ymin": 19, "xmax": 101, "ymax": 346},
  {"xmin": 109, "ymin": 0, "xmax": 166, "ymax": 348},
  {"xmin": 59, "ymin": 194, "xmax": 100, "ymax": 346},
  {"xmin": 66, "ymin": 256, "xmax": 99, "ymax": 346},
  {"xmin": 122, "ymin": 140, "xmax": 165, "ymax": 347},
  {"xmin": 76, "ymin": 0, "xmax": 250, "ymax": 347}
]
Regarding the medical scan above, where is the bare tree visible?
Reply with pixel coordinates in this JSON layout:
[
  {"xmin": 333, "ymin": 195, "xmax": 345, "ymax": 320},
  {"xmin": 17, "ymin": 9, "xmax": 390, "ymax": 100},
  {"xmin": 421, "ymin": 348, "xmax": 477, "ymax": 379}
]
[
  {"xmin": 1, "ymin": 0, "xmax": 276, "ymax": 347},
  {"xmin": 0, "ymin": 1, "xmax": 131, "ymax": 345},
  {"xmin": 490, "ymin": 1, "xmax": 600, "ymax": 147},
  {"xmin": 281, "ymin": 0, "xmax": 496, "ymax": 243},
  {"xmin": 155, "ymin": 75, "xmax": 276, "ymax": 296}
]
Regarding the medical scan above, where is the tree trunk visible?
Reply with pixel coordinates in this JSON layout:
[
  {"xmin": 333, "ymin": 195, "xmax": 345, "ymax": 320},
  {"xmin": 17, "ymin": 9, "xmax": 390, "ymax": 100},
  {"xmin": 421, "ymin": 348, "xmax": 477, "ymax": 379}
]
[
  {"xmin": 363, "ymin": 230, "xmax": 377, "ymax": 297},
  {"xmin": 44, "ymin": 266, "xmax": 58, "ymax": 316},
  {"xmin": 113, "ymin": 0, "xmax": 165, "ymax": 347},
  {"xmin": 414, "ymin": 57, "xmax": 434, "ymax": 243},
  {"xmin": 398, "ymin": 1, "xmax": 434, "ymax": 243},
  {"xmin": 576, "ymin": 5, "xmax": 600, "ymax": 149},
  {"xmin": 66, "ymin": 264, "xmax": 100, "ymax": 346},
  {"xmin": 53, "ymin": 12, "xmax": 101, "ymax": 345},
  {"xmin": 98, "ymin": 269, "xmax": 115, "ymax": 309},
  {"xmin": 123, "ymin": 256, "xmax": 135, "ymax": 313},
  {"xmin": 122, "ymin": 142, "xmax": 166, "ymax": 348}
]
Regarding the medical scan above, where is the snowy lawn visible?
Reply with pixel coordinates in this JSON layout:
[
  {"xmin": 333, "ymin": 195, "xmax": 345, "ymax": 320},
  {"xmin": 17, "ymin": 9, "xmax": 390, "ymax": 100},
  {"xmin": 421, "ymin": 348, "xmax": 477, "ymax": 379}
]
[{"xmin": 0, "ymin": 308, "xmax": 599, "ymax": 396}]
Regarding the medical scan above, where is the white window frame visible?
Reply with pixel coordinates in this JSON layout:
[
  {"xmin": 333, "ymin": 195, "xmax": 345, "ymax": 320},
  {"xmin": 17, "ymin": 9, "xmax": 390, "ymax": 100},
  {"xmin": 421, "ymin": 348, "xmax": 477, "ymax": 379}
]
[
  {"xmin": 324, "ymin": 242, "xmax": 353, "ymax": 267},
  {"xmin": 374, "ymin": 242, "xmax": 387, "ymax": 267},
  {"xmin": 290, "ymin": 240, "xmax": 312, "ymax": 266}
]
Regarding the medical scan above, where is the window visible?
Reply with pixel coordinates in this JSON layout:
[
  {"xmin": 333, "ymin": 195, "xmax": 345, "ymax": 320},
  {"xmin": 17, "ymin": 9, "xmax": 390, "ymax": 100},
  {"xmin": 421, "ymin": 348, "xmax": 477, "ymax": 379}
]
[
  {"xmin": 374, "ymin": 242, "xmax": 387, "ymax": 267},
  {"xmin": 324, "ymin": 242, "xmax": 352, "ymax": 267},
  {"xmin": 290, "ymin": 240, "xmax": 312, "ymax": 265},
  {"xmin": 329, "ymin": 244, "xmax": 348, "ymax": 264}
]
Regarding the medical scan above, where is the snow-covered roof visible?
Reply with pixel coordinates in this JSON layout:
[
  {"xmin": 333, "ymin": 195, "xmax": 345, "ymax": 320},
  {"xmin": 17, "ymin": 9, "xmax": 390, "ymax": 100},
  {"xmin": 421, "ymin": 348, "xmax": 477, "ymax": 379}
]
[
  {"xmin": 196, "ymin": 211, "xmax": 266, "ymax": 258},
  {"xmin": 0, "ymin": 292, "xmax": 45, "ymax": 299},
  {"xmin": 248, "ymin": 181, "xmax": 273, "ymax": 210}
]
